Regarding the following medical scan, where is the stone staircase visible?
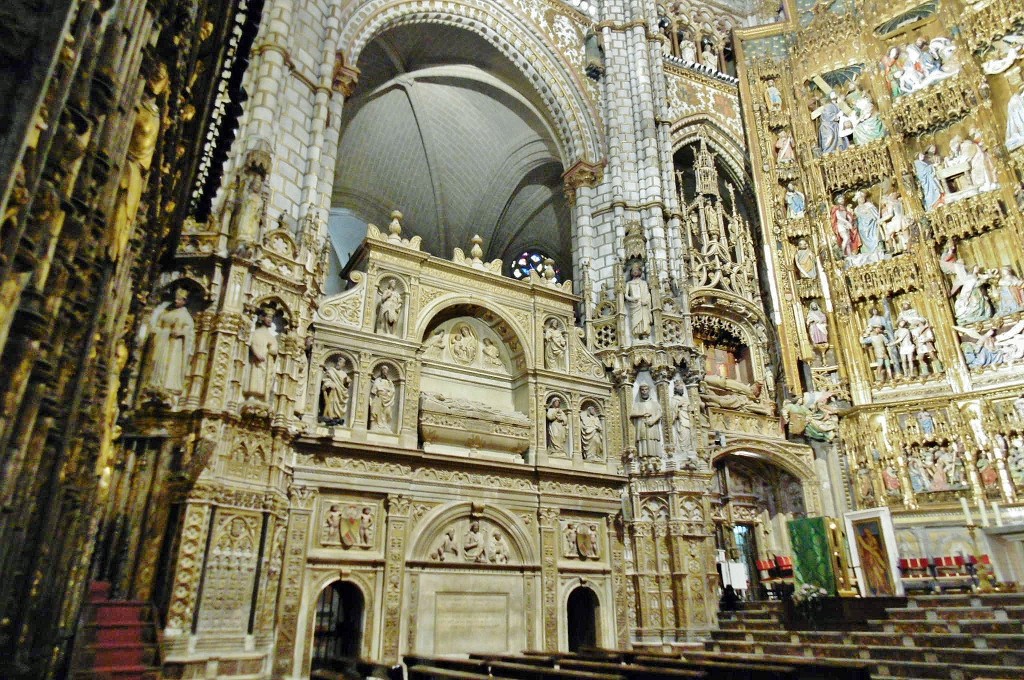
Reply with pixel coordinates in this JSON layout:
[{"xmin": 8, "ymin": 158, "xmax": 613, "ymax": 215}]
[
  {"xmin": 708, "ymin": 594, "xmax": 1024, "ymax": 679},
  {"xmin": 69, "ymin": 581, "xmax": 159, "ymax": 680}
]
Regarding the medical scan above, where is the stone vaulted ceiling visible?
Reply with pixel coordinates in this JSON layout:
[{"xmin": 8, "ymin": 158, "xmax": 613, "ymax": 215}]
[{"xmin": 332, "ymin": 24, "xmax": 571, "ymax": 276}]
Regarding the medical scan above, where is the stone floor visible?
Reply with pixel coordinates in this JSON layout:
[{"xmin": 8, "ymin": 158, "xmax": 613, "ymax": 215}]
[{"xmin": 707, "ymin": 593, "xmax": 1024, "ymax": 679}]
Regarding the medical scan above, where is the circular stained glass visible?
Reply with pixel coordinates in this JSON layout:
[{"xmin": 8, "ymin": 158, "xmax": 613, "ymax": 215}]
[{"xmin": 511, "ymin": 251, "xmax": 560, "ymax": 282}]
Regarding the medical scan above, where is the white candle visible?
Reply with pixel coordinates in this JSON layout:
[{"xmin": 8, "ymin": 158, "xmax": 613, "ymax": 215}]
[
  {"xmin": 977, "ymin": 499, "xmax": 989, "ymax": 527},
  {"xmin": 960, "ymin": 497, "xmax": 974, "ymax": 525},
  {"xmin": 993, "ymin": 502, "xmax": 1003, "ymax": 527}
]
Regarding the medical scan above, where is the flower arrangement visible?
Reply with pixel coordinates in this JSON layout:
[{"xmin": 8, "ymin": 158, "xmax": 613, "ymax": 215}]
[{"xmin": 791, "ymin": 583, "xmax": 828, "ymax": 606}]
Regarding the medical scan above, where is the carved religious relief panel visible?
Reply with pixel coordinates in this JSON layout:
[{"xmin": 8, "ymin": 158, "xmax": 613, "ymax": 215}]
[
  {"xmin": 317, "ymin": 499, "xmax": 380, "ymax": 550},
  {"xmin": 428, "ymin": 517, "xmax": 517, "ymax": 565},
  {"xmin": 195, "ymin": 511, "xmax": 262, "ymax": 633},
  {"xmin": 560, "ymin": 518, "xmax": 603, "ymax": 561}
]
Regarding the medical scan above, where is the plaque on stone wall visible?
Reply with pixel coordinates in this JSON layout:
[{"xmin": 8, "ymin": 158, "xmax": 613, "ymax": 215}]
[{"xmin": 433, "ymin": 592, "xmax": 509, "ymax": 654}]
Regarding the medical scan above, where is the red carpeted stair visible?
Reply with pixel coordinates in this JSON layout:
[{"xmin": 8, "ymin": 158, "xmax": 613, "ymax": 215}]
[{"xmin": 71, "ymin": 581, "xmax": 159, "ymax": 680}]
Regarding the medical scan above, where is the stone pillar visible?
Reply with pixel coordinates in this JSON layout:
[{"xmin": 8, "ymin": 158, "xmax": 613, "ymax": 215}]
[
  {"xmin": 380, "ymin": 494, "xmax": 411, "ymax": 662},
  {"xmin": 164, "ymin": 501, "xmax": 213, "ymax": 636},
  {"xmin": 273, "ymin": 486, "xmax": 315, "ymax": 678},
  {"xmin": 607, "ymin": 513, "xmax": 630, "ymax": 647},
  {"xmin": 629, "ymin": 519, "xmax": 658, "ymax": 642},
  {"xmin": 538, "ymin": 507, "xmax": 561, "ymax": 650}
]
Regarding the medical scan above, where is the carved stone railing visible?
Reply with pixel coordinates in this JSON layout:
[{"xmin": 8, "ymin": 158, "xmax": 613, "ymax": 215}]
[
  {"xmin": 844, "ymin": 253, "xmax": 919, "ymax": 300},
  {"xmin": 960, "ymin": 0, "xmax": 1024, "ymax": 53},
  {"xmin": 795, "ymin": 277, "xmax": 821, "ymax": 300},
  {"xmin": 818, "ymin": 141, "xmax": 892, "ymax": 194},
  {"xmin": 929, "ymin": 191, "xmax": 1007, "ymax": 242},
  {"xmin": 890, "ymin": 73, "xmax": 976, "ymax": 135}
]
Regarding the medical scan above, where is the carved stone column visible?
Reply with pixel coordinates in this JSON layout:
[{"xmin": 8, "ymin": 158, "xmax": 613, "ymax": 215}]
[
  {"xmin": 629, "ymin": 520, "xmax": 658, "ymax": 642},
  {"xmin": 165, "ymin": 501, "xmax": 214, "ymax": 636},
  {"xmin": 538, "ymin": 506, "xmax": 561, "ymax": 650},
  {"xmin": 272, "ymin": 486, "xmax": 316, "ymax": 678},
  {"xmin": 607, "ymin": 513, "xmax": 630, "ymax": 647},
  {"xmin": 380, "ymin": 494, "xmax": 411, "ymax": 662}
]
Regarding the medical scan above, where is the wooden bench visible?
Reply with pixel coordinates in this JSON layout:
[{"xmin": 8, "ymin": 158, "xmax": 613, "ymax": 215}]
[
  {"xmin": 681, "ymin": 649, "xmax": 871, "ymax": 680},
  {"xmin": 408, "ymin": 666, "xmax": 493, "ymax": 680},
  {"xmin": 558, "ymin": 658, "xmax": 706, "ymax": 679}
]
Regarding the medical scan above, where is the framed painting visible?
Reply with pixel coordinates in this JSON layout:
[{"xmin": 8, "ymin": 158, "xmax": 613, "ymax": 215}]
[{"xmin": 844, "ymin": 507, "xmax": 903, "ymax": 596}]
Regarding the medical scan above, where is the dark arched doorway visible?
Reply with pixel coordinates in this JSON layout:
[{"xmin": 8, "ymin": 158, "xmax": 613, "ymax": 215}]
[
  {"xmin": 566, "ymin": 587, "xmax": 600, "ymax": 652},
  {"xmin": 311, "ymin": 581, "xmax": 364, "ymax": 670}
]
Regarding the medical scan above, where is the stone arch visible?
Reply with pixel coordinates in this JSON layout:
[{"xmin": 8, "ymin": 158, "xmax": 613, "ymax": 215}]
[
  {"xmin": 670, "ymin": 117, "xmax": 751, "ymax": 189},
  {"xmin": 408, "ymin": 501, "xmax": 537, "ymax": 564},
  {"xmin": 416, "ymin": 297, "xmax": 534, "ymax": 370},
  {"xmin": 337, "ymin": 0, "xmax": 603, "ymax": 166},
  {"xmin": 711, "ymin": 439, "xmax": 821, "ymax": 514},
  {"xmin": 302, "ymin": 573, "xmax": 374, "ymax": 669}
]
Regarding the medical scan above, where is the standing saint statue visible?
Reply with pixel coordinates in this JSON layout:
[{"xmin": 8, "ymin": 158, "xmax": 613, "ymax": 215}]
[
  {"xmin": 374, "ymin": 279, "xmax": 403, "ymax": 335},
  {"xmin": 831, "ymin": 195, "xmax": 861, "ymax": 257},
  {"xmin": 369, "ymin": 366, "xmax": 396, "ymax": 432},
  {"xmin": 144, "ymin": 288, "xmax": 194, "ymax": 394},
  {"xmin": 764, "ymin": 79, "xmax": 784, "ymax": 112},
  {"xmin": 813, "ymin": 92, "xmax": 849, "ymax": 155},
  {"xmin": 853, "ymin": 190, "xmax": 883, "ymax": 256},
  {"xmin": 547, "ymin": 397, "xmax": 568, "ymax": 453},
  {"xmin": 320, "ymin": 356, "xmax": 351, "ymax": 425},
  {"xmin": 785, "ymin": 183, "xmax": 806, "ymax": 219},
  {"xmin": 671, "ymin": 382, "xmax": 693, "ymax": 453},
  {"xmin": 245, "ymin": 308, "xmax": 279, "ymax": 400},
  {"xmin": 630, "ymin": 384, "xmax": 662, "ymax": 457},
  {"xmin": 580, "ymin": 406, "xmax": 604, "ymax": 460},
  {"xmin": 775, "ymin": 129, "xmax": 796, "ymax": 164},
  {"xmin": 806, "ymin": 301, "xmax": 829, "ymax": 347},
  {"xmin": 793, "ymin": 238, "xmax": 817, "ymax": 279},
  {"xmin": 624, "ymin": 265, "xmax": 653, "ymax": 340},
  {"xmin": 543, "ymin": 318, "xmax": 568, "ymax": 369}
]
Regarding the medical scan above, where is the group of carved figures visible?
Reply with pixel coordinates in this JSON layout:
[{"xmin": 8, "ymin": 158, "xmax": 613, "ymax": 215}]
[
  {"xmin": 546, "ymin": 397, "xmax": 605, "ymax": 460},
  {"xmin": 320, "ymin": 504, "xmax": 374, "ymax": 548},
  {"xmin": 627, "ymin": 382, "xmax": 696, "ymax": 459},
  {"xmin": 860, "ymin": 302, "xmax": 941, "ymax": 382},
  {"xmin": 881, "ymin": 36, "xmax": 960, "ymax": 100},
  {"xmin": 908, "ymin": 443, "xmax": 969, "ymax": 494},
  {"xmin": 913, "ymin": 132, "xmax": 1000, "ymax": 211},
  {"xmin": 562, "ymin": 521, "xmax": 601, "ymax": 560},
  {"xmin": 431, "ymin": 521, "xmax": 511, "ymax": 564},
  {"xmin": 827, "ymin": 184, "xmax": 910, "ymax": 266},
  {"xmin": 812, "ymin": 84, "xmax": 886, "ymax": 155},
  {"xmin": 319, "ymin": 358, "xmax": 397, "ymax": 432},
  {"xmin": 941, "ymin": 241, "xmax": 1024, "ymax": 325}
]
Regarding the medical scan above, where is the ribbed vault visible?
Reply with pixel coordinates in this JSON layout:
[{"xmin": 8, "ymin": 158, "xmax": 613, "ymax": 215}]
[{"xmin": 332, "ymin": 24, "xmax": 571, "ymax": 278}]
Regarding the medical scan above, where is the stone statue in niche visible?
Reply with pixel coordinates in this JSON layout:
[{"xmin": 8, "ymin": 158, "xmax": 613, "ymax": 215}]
[
  {"xmin": 625, "ymin": 265, "xmax": 653, "ymax": 340},
  {"xmin": 423, "ymin": 328, "xmax": 446, "ymax": 358},
  {"xmin": 320, "ymin": 504, "xmax": 374, "ymax": 548},
  {"xmin": 630, "ymin": 384, "xmax": 662, "ymax": 457},
  {"xmin": 489, "ymin": 531, "xmax": 510, "ymax": 564},
  {"xmin": 775, "ymin": 129, "xmax": 796, "ymax": 165},
  {"xmin": 245, "ymin": 308, "xmax": 279, "ymax": 400},
  {"xmin": 785, "ymin": 183, "xmax": 806, "ymax": 219},
  {"xmin": 701, "ymin": 42, "xmax": 718, "ymax": 70},
  {"xmin": 449, "ymin": 325, "xmax": 478, "ymax": 364},
  {"xmin": 764, "ymin": 79, "xmax": 783, "ymax": 113},
  {"xmin": 143, "ymin": 288, "xmax": 194, "ymax": 394},
  {"xmin": 320, "ymin": 356, "xmax": 351, "ymax": 425},
  {"xmin": 563, "ymin": 522, "xmax": 577, "ymax": 556},
  {"xmin": 546, "ymin": 396, "xmax": 569, "ymax": 454},
  {"xmin": 369, "ymin": 366, "xmax": 396, "ymax": 432},
  {"xmin": 830, "ymin": 194, "xmax": 860, "ymax": 258},
  {"xmin": 580, "ymin": 406, "xmax": 604, "ymax": 460},
  {"xmin": 1007, "ymin": 81, "xmax": 1024, "ymax": 151},
  {"xmin": 374, "ymin": 279, "xmax": 403, "ymax": 335},
  {"xmin": 914, "ymin": 148, "xmax": 944, "ymax": 211},
  {"xmin": 794, "ymin": 238, "xmax": 817, "ymax": 279},
  {"xmin": 482, "ymin": 338, "xmax": 503, "ymax": 368},
  {"xmin": 806, "ymin": 301, "xmax": 829, "ymax": 347},
  {"xmin": 543, "ymin": 318, "xmax": 568, "ymax": 369},
  {"xmin": 432, "ymin": 529, "xmax": 459, "ymax": 561},
  {"xmin": 879, "ymin": 181, "xmax": 909, "ymax": 253},
  {"xmin": 463, "ymin": 520, "xmax": 486, "ymax": 562},
  {"xmin": 671, "ymin": 383, "xmax": 693, "ymax": 453}
]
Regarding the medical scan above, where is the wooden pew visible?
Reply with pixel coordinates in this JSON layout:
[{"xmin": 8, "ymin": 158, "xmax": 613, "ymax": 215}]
[
  {"xmin": 407, "ymin": 666, "xmax": 493, "ymax": 680},
  {"xmin": 524, "ymin": 651, "xmax": 796, "ymax": 680},
  {"xmin": 404, "ymin": 656, "xmax": 490, "ymax": 675},
  {"xmin": 680, "ymin": 650, "xmax": 871, "ymax": 680},
  {"xmin": 489, "ymin": 660, "xmax": 622, "ymax": 680},
  {"xmin": 557, "ymin": 658, "xmax": 706, "ymax": 679}
]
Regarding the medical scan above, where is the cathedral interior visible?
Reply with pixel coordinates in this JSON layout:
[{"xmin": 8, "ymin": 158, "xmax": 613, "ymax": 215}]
[{"xmin": 2, "ymin": 0, "xmax": 1024, "ymax": 678}]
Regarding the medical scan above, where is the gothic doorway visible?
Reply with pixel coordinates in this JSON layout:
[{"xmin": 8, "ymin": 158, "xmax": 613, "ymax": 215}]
[
  {"xmin": 566, "ymin": 587, "xmax": 600, "ymax": 652},
  {"xmin": 311, "ymin": 581, "xmax": 364, "ymax": 671}
]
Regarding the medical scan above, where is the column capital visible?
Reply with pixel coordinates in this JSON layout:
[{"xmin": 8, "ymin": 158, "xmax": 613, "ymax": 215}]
[
  {"xmin": 332, "ymin": 51, "xmax": 360, "ymax": 97},
  {"xmin": 562, "ymin": 158, "xmax": 605, "ymax": 205}
]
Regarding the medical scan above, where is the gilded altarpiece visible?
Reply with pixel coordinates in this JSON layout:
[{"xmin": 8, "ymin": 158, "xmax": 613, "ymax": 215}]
[{"xmin": 736, "ymin": 0, "xmax": 1024, "ymax": 553}]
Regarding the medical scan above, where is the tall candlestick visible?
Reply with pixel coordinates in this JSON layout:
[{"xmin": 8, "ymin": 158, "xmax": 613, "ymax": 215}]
[
  {"xmin": 977, "ymin": 499, "xmax": 989, "ymax": 528},
  {"xmin": 960, "ymin": 497, "xmax": 974, "ymax": 525},
  {"xmin": 992, "ymin": 502, "xmax": 1003, "ymax": 527}
]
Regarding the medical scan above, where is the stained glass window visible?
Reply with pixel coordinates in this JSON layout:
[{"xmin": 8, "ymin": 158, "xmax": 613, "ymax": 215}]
[{"xmin": 510, "ymin": 251, "xmax": 560, "ymax": 281}]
